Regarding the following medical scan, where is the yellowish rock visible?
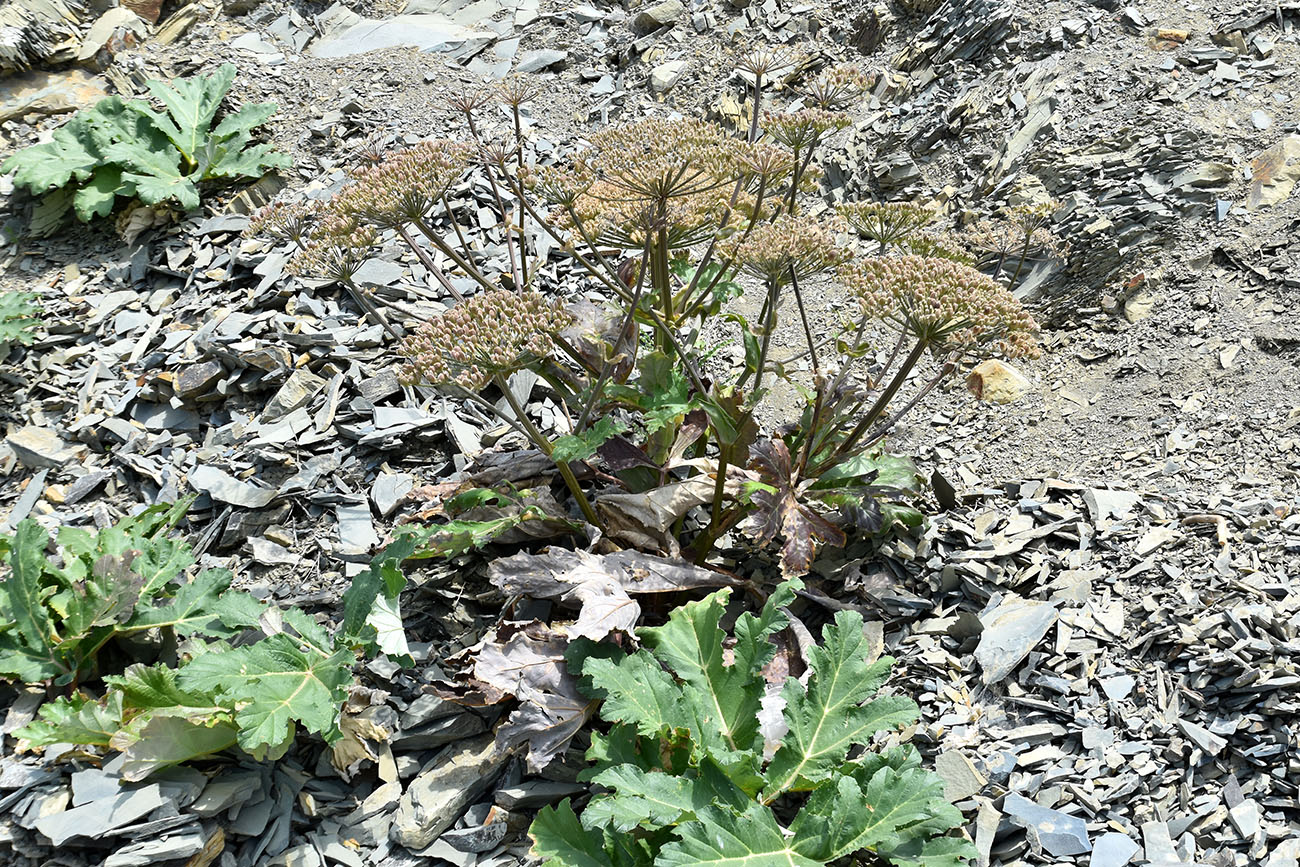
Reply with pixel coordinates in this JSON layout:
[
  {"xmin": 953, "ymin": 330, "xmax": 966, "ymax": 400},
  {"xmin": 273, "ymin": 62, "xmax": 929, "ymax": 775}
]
[{"xmin": 967, "ymin": 359, "xmax": 1031, "ymax": 404}]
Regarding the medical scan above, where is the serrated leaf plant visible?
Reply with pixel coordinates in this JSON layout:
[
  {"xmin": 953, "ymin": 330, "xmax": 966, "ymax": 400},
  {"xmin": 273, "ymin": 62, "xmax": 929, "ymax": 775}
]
[
  {"xmin": 529, "ymin": 579, "xmax": 974, "ymax": 867},
  {"xmin": 1, "ymin": 506, "xmax": 423, "ymax": 779},
  {"xmin": 0, "ymin": 291, "xmax": 40, "ymax": 345},
  {"xmin": 257, "ymin": 55, "xmax": 1047, "ymax": 579},
  {"xmin": 1, "ymin": 63, "xmax": 288, "ymax": 233}
]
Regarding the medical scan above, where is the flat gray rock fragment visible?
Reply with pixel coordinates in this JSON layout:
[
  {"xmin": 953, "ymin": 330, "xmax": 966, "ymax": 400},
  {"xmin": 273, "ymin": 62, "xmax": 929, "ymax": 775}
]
[
  {"xmin": 371, "ymin": 472, "xmax": 414, "ymax": 518},
  {"xmin": 516, "ymin": 48, "xmax": 566, "ymax": 73},
  {"xmin": 975, "ymin": 596, "xmax": 1057, "ymax": 684},
  {"xmin": 189, "ymin": 465, "xmax": 278, "ymax": 508},
  {"xmin": 35, "ymin": 785, "xmax": 170, "ymax": 846},
  {"xmin": 103, "ymin": 829, "xmax": 206, "ymax": 867},
  {"xmin": 1003, "ymin": 792, "xmax": 1091, "ymax": 857},
  {"xmin": 390, "ymin": 734, "xmax": 508, "ymax": 849},
  {"xmin": 1090, "ymin": 831, "xmax": 1140, "ymax": 867},
  {"xmin": 934, "ymin": 750, "xmax": 986, "ymax": 801},
  {"xmin": 310, "ymin": 13, "xmax": 493, "ymax": 57},
  {"xmin": 7, "ymin": 427, "xmax": 86, "ymax": 469}
]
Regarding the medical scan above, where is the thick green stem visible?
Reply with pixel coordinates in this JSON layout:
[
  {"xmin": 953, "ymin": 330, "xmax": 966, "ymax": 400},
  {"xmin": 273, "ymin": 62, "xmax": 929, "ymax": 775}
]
[
  {"xmin": 823, "ymin": 339, "xmax": 928, "ymax": 469},
  {"xmin": 411, "ymin": 218, "xmax": 498, "ymax": 295},
  {"xmin": 693, "ymin": 445, "xmax": 732, "ymax": 565},
  {"xmin": 651, "ymin": 224, "xmax": 673, "ymax": 356},
  {"xmin": 494, "ymin": 374, "xmax": 604, "ymax": 530},
  {"xmin": 1008, "ymin": 230, "xmax": 1033, "ymax": 291},
  {"xmin": 397, "ymin": 224, "xmax": 465, "ymax": 302}
]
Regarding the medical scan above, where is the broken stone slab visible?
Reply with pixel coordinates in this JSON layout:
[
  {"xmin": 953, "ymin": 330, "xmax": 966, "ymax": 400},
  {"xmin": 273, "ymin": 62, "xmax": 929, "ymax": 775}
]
[
  {"xmin": 974, "ymin": 596, "xmax": 1058, "ymax": 685},
  {"xmin": 371, "ymin": 472, "xmax": 415, "ymax": 518},
  {"xmin": 1090, "ymin": 831, "xmax": 1140, "ymax": 867},
  {"xmin": 389, "ymin": 734, "xmax": 509, "ymax": 849},
  {"xmin": 1178, "ymin": 718, "xmax": 1226, "ymax": 756},
  {"xmin": 632, "ymin": 0, "xmax": 684, "ymax": 31},
  {"xmin": 336, "ymin": 503, "xmax": 379, "ymax": 556},
  {"xmin": 1083, "ymin": 488, "xmax": 1141, "ymax": 525},
  {"xmin": 174, "ymin": 360, "xmax": 226, "ymax": 399},
  {"xmin": 309, "ymin": 14, "xmax": 495, "ymax": 58},
  {"xmin": 966, "ymin": 359, "xmax": 1031, "ymax": 404},
  {"xmin": 1228, "ymin": 799, "xmax": 1260, "ymax": 839},
  {"xmin": 6, "ymin": 426, "xmax": 88, "ymax": 469},
  {"xmin": 440, "ymin": 820, "xmax": 508, "ymax": 853},
  {"xmin": 516, "ymin": 48, "xmax": 567, "ymax": 73},
  {"xmin": 34, "ymin": 785, "xmax": 170, "ymax": 846},
  {"xmin": 1100, "ymin": 674, "xmax": 1136, "ymax": 701},
  {"xmin": 262, "ymin": 368, "xmax": 328, "ymax": 424},
  {"xmin": 131, "ymin": 403, "xmax": 202, "ymax": 433},
  {"xmin": 494, "ymin": 780, "xmax": 587, "ymax": 809},
  {"xmin": 1247, "ymin": 135, "xmax": 1300, "ymax": 210},
  {"xmin": 1003, "ymin": 792, "xmax": 1091, "ymax": 857},
  {"xmin": 103, "ymin": 829, "xmax": 206, "ymax": 867},
  {"xmin": 934, "ymin": 750, "xmax": 987, "ymax": 802},
  {"xmin": 650, "ymin": 60, "xmax": 689, "ymax": 93},
  {"xmin": 0, "ymin": 68, "xmax": 109, "ymax": 123},
  {"xmin": 188, "ymin": 465, "xmax": 278, "ymax": 509},
  {"xmin": 76, "ymin": 6, "xmax": 149, "ymax": 63}
]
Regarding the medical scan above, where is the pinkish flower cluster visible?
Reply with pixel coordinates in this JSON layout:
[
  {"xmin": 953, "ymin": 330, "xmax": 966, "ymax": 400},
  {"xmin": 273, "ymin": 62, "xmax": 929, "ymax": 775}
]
[
  {"xmin": 841, "ymin": 255, "xmax": 1041, "ymax": 359},
  {"xmin": 399, "ymin": 290, "xmax": 573, "ymax": 391},
  {"xmin": 964, "ymin": 209, "xmax": 1065, "ymax": 260},
  {"xmin": 722, "ymin": 214, "xmax": 851, "ymax": 286},
  {"xmin": 838, "ymin": 201, "xmax": 935, "ymax": 248},
  {"xmin": 331, "ymin": 139, "xmax": 474, "ymax": 229},
  {"xmin": 902, "ymin": 233, "xmax": 976, "ymax": 265},
  {"xmin": 805, "ymin": 63, "xmax": 875, "ymax": 110},
  {"xmin": 763, "ymin": 108, "xmax": 850, "ymax": 151}
]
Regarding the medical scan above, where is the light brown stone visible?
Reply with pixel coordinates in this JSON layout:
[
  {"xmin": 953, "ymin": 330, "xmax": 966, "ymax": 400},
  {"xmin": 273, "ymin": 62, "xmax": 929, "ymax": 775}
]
[{"xmin": 966, "ymin": 359, "xmax": 1031, "ymax": 404}]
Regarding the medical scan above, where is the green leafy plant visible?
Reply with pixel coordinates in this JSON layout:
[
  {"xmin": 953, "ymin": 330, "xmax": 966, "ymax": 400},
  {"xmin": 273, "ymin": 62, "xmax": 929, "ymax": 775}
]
[
  {"xmin": 2, "ymin": 506, "xmax": 419, "ymax": 779},
  {"xmin": 2, "ymin": 63, "xmax": 287, "ymax": 232},
  {"xmin": 529, "ymin": 580, "xmax": 974, "ymax": 866},
  {"xmin": 0, "ymin": 291, "xmax": 39, "ymax": 344},
  {"xmin": 255, "ymin": 54, "xmax": 1045, "ymax": 578}
]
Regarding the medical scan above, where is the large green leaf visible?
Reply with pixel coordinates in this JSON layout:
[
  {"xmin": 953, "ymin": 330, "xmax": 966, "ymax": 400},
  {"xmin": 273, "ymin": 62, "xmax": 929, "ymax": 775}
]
[
  {"xmin": 657, "ymin": 803, "xmax": 820, "ymax": 867},
  {"xmin": 125, "ymin": 569, "xmax": 254, "ymax": 637},
  {"xmin": 199, "ymin": 134, "xmax": 290, "ymax": 181},
  {"xmin": 0, "ymin": 291, "xmax": 39, "ymax": 344},
  {"xmin": 582, "ymin": 759, "xmax": 749, "ymax": 834},
  {"xmin": 104, "ymin": 662, "xmax": 215, "ymax": 710},
  {"xmin": 140, "ymin": 63, "xmax": 237, "ymax": 163},
  {"xmin": 73, "ymin": 166, "xmax": 131, "ymax": 222},
  {"xmin": 582, "ymin": 652, "xmax": 688, "ymax": 739},
  {"xmin": 532, "ymin": 799, "xmax": 610, "ymax": 867},
  {"xmin": 0, "ymin": 520, "xmax": 55, "ymax": 657},
  {"xmin": 638, "ymin": 586, "xmax": 786, "ymax": 757},
  {"xmin": 17, "ymin": 692, "xmax": 124, "ymax": 747},
  {"xmin": 790, "ymin": 768, "xmax": 964, "ymax": 862},
  {"xmin": 212, "ymin": 102, "xmax": 279, "ymax": 140},
  {"xmin": 115, "ymin": 711, "xmax": 239, "ymax": 781},
  {"xmin": 551, "ymin": 417, "xmax": 631, "ymax": 463},
  {"xmin": 1, "ymin": 115, "xmax": 99, "ymax": 193},
  {"xmin": 813, "ymin": 451, "xmax": 922, "ymax": 492},
  {"xmin": 340, "ymin": 535, "xmax": 419, "ymax": 650},
  {"xmin": 763, "ymin": 614, "xmax": 919, "ymax": 798},
  {"xmin": 178, "ymin": 632, "xmax": 353, "ymax": 757}
]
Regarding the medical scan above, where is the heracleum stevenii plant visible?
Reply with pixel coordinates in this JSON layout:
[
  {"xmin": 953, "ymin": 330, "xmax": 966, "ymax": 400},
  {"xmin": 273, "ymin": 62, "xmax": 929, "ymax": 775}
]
[
  {"xmin": 399, "ymin": 290, "xmax": 572, "ymax": 392},
  {"xmin": 257, "ymin": 58, "xmax": 1048, "ymax": 575},
  {"xmin": 722, "ymin": 213, "xmax": 850, "ymax": 288},
  {"xmin": 838, "ymin": 200, "xmax": 936, "ymax": 252},
  {"xmin": 843, "ymin": 255, "xmax": 1041, "ymax": 359}
]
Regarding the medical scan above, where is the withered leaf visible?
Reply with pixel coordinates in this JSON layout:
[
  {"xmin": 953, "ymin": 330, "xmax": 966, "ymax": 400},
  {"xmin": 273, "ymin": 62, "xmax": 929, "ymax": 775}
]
[{"xmin": 747, "ymin": 438, "xmax": 846, "ymax": 576}]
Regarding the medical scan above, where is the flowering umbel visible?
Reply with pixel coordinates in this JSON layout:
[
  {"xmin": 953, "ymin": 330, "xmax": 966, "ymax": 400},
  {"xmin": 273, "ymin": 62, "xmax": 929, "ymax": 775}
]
[
  {"xmin": 722, "ymin": 214, "xmax": 851, "ymax": 287},
  {"xmin": 399, "ymin": 290, "xmax": 573, "ymax": 391},
  {"xmin": 841, "ymin": 255, "xmax": 1041, "ymax": 359},
  {"xmin": 838, "ymin": 201, "xmax": 935, "ymax": 249}
]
